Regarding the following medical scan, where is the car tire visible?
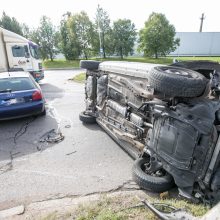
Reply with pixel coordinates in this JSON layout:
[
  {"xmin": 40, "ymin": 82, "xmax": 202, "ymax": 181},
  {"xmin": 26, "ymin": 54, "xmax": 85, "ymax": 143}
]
[
  {"xmin": 149, "ymin": 66, "xmax": 208, "ymax": 97},
  {"xmin": 132, "ymin": 158, "xmax": 174, "ymax": 193},
  {"xmin": 80, "ymin": 60, "xmax": 101, "ymax": 70},
  {"xmin": 79, "ymin": 111, "xmax": 96, "ymax": 124}
]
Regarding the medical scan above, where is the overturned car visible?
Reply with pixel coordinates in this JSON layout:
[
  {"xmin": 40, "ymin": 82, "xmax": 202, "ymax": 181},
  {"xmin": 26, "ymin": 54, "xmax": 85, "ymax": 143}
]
[{"xmin": 79, "ymin": 60, "xmax": 220, "ymax": 204}]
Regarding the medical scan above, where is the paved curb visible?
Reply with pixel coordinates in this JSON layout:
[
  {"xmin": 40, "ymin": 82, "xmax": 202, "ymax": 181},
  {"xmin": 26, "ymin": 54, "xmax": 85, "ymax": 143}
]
[
  {"xmin": 1, "ymin": 190, "xmax": 145, "ymax": 220},
  {"xmin": 0, "ymin": 205, "xmax": 25, "ymax": 219}
]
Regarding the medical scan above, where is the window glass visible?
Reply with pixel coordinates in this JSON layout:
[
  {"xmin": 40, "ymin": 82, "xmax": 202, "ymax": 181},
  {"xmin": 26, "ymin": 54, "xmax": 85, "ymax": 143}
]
[
  {"xmin": 29, "ymin": 44, "xmax": 40, "ymax": 59},
  {"xmin": 0, "ymin": 77, "xmax": 35, "ymax": 91},
  {"xmin": 24, "ymin": 45, "xmax": 30, "ymax": 58},
  {"xmin": 12, "ymin": 46, "xmax": 26, "ymax": 57}
]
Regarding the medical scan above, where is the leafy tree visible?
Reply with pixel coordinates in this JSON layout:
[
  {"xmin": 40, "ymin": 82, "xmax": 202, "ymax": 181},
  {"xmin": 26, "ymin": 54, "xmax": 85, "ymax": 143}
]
[
  {"xmin": 31, "ymin": 16, "xmax": 57, "ymax": 61},
  {"xmin": 138, "ymin": 13, "xmax": 180, "ymax": 58},
  {"xmin": 0, "ymin": 12, "xmax": 23, "ymax": 35},
  {"xmin": 112, "ymin": 19, "xmax": 136, "ymax": 59},
  {"xmin": 95, "ymin": 5, "xmax": 112, "ymax": 58},
  {"xmin": 59, "ymin": 12, "xmax": 79, "ymax": 60},
  {"xmin": 60, "ymin": 11, "xmax": 95, "ymax": 60},
  {"xmin": 69, "ymin": 11, "xmax": 94, "ymax": 59}
]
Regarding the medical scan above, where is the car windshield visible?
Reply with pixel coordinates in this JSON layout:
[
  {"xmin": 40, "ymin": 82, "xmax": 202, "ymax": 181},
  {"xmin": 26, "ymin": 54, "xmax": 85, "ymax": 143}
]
[
  {"xmin": 29, "ymin": 42, "xmax": 40, "ymax": 59},
  {"xmin": 0, "ymin": 77, "xmax": 35, "ymax": 92}
]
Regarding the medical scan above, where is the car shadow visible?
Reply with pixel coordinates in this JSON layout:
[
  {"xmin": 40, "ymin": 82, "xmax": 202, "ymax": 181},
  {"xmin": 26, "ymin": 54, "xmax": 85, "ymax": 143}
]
[{"xmin": 40, "ymin": 83, "xmax": 64, "ymax": 101}]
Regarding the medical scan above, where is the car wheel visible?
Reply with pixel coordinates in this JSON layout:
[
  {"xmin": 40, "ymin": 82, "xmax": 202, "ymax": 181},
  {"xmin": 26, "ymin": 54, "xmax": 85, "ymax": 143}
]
[
  {"xmin": 132, "ymin": 157, "xmax": 174, "ymax": 193},
  {"xmin": 80, "ymin": 60, "xmax": 101, "ymax": 70},
  {"xmin": 149, "ymin": 66, "xmax": 208, "ymax": 97},
  {"xmin": 79, "ymin": 111, "xmax": 96, "ymax": 124}
]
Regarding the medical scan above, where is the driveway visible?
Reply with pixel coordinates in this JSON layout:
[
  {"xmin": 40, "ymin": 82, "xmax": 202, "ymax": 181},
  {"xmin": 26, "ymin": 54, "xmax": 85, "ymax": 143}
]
[{"xmin": 0, "ymin": 70, "xmax": 134, "ymax": 210}]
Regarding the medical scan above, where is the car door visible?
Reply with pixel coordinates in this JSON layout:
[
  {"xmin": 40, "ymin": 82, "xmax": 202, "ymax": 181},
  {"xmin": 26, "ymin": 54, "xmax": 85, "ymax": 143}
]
[{"xmin": 6, "ymin": 43, "xmax": 33, "ymax": 71}]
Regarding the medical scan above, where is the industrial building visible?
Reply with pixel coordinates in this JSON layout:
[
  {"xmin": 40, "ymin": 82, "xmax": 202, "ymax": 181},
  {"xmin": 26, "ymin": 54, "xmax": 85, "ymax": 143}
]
[{"xmin": 170, "ymin": 32, "xmax": 220, "ymax": 56}]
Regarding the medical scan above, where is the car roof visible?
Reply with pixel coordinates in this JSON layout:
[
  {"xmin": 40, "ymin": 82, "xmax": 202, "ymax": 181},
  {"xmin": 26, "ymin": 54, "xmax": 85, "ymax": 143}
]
[{"xmin": 0, "ymin": 72, "xmax": 30, "ymax": 79}]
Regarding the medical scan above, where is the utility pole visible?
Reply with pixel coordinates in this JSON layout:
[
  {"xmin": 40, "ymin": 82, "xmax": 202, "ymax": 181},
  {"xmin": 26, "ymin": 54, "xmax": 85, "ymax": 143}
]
[
  {"xmin": 199, "ymin": 13, "xmax": 205, "ymax": 32},
  {"xmin": 97, "ymin": 4, "xmax": 103, "ymax": 58}
]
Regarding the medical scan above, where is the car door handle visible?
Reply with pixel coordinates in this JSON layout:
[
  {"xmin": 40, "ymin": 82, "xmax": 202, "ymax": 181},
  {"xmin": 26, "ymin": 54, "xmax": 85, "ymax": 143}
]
[{"xmin": 26, "ymin": 60, "xmax": 30, "ymax": 63}]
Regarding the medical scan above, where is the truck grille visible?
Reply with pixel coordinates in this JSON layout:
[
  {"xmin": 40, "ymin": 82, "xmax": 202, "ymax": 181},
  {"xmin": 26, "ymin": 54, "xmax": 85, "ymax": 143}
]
[{"xmin": 38, "ymin": 63, "xmax": 42, "ymax": 70}]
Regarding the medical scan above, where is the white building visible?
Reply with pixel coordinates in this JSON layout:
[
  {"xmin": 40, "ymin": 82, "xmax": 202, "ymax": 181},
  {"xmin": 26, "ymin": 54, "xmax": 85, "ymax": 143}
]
[{"xmin": 170, "ymin": 32, "xmax": 220, "ymax": 56}]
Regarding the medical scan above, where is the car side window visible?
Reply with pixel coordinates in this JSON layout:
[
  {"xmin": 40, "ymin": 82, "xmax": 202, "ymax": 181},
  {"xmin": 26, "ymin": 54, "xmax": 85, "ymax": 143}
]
[{"xmin": 12, "ymin": 45, "xmax": 26, "ymax": 57}]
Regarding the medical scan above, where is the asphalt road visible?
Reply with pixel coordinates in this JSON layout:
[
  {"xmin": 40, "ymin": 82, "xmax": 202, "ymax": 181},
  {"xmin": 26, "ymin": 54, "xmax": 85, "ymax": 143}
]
[{"xmin": 0, "ymin": 70, "xmax": 134, "ymax": 210}]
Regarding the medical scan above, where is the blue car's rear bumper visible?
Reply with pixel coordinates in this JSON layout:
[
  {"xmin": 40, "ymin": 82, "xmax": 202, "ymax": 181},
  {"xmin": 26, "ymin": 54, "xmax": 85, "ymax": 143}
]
[{"xmin": 0, "ymin": 101, "xmax": 45, "ymax": 120}]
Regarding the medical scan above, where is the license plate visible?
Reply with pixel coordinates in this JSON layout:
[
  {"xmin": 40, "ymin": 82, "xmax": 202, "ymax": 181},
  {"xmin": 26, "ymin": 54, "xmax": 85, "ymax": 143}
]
[{"xmin": 7, "ymin": 98, "xmax": 25, "ymax": 105}]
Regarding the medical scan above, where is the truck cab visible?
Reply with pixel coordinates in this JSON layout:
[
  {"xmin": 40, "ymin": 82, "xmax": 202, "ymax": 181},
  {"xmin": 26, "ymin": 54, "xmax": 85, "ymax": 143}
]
[{"xmin": 0, "ymin": 27, "xmax": 44, "ymax": 82}]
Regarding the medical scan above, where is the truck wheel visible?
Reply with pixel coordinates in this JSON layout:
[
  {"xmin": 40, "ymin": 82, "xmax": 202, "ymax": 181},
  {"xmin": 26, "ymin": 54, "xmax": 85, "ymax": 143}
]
[
  {"xmin": 79, "ymin": 111, "xmax": 96, "ymax": 124},
  {"xmin": 149, "ymin": 66, "xmax": 207, "ymax": 97},
  {"xmin": 80, "ymin": 60, "xmax": 101, "ymax": 70},
  {"xmin": 132, "ymin": 157, "xmax": 174, "ymax": 193}
]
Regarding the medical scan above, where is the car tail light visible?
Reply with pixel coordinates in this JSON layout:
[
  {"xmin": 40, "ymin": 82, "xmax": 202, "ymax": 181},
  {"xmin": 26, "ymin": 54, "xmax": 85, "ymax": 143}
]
[{"xmin": 32, "ymin": 90, "xmax": 42, "ymax": 101}]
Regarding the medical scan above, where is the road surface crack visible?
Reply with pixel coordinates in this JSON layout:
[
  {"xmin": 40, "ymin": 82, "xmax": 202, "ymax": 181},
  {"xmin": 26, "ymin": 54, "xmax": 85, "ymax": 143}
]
[
  {"xmin": 13, "ymin": 117, "xmax": 36, "ymax": 144},
  {"xmin": 0, "ymin": 117, "xmax": 36, "ymax": 175},
  {"xmin": 34, "ymin": 180, "xmax": 140, "ymax": 203}
]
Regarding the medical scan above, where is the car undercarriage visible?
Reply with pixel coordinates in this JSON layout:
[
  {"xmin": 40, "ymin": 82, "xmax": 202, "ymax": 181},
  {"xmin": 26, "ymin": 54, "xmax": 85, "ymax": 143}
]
[{"xmin": 79, "ymin": 60, "xmax": 220, "ymax": 205}]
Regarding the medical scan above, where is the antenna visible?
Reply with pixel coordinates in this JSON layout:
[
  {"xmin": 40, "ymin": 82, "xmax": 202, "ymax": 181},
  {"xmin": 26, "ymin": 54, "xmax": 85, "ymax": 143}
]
[{"xmin": 199, "ymin": 13, "xmax": 205, "ymax": 32}]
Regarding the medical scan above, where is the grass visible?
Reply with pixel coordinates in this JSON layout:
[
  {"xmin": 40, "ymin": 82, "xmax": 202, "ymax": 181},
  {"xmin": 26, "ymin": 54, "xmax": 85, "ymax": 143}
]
[
  {"xmin": 93, "ymin": 56, "xmax": 220, "ymax": 65},
  {"xmin": 40, "ymin": 193, "xmax": 210, "ymax": 220},
  {"xmin": 74, "ymin": 197, "xmax": 209, "ymax": 220},
  {"xmin": 43, "ymin": 59, "xmax": 80, "ymax": 69},
  {"xmin": 71, "ymin": 72, "xmax": 86, "ymax": 83},
  {"xmin": 43, "ymin": 56, "xmax": 220, "ymax": 69}
]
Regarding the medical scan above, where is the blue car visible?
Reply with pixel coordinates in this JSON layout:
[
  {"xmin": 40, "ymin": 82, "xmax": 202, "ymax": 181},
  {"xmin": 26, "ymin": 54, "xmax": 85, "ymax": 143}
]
[{"xmin": 0, "ymin": 72, "xmax": 46, "ymax": 120}]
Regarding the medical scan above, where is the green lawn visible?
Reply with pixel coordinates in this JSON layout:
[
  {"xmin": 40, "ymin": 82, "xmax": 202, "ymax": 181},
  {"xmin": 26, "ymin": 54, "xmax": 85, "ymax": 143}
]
[
  {"xmin": 43, "ymin": 59, "xmax": 80, "ymax": 69},
  {"xmin": 43, "ymin": 57, "xmax": 220, "ymax": 69},
  {"xmin": 72, "ymin": 72, "xmax": 86, "ymax": 83},
  {"xmin": 94, "ymin": 56, "xmax": 220, "ymax": 64}
]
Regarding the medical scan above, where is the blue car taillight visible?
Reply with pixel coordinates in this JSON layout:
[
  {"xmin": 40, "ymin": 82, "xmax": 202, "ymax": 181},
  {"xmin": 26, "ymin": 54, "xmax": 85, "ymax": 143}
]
[{"xmin": 32, "ymin": 90, "xmax": 42, "ymax": 101}]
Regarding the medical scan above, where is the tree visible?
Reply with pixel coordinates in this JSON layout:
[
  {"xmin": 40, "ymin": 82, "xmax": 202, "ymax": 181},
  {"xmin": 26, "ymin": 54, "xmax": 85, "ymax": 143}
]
[
  {"xmin": 31, "ymin": 16, "xmax": 57, "ymax": 61},
  {"xmin": 69, "ymin": 11, "xmax": 94, "ymax": 59},
  {"xmin": 138, "ymin": 13, "xmax": 180, "ymax": 58},
  {"xmin": 112, "ymin": 19, "xmax": 136, "ymax": 59},
  {"xmin": 95, "ymin": 5, "xmax": 112, "ymax": 58},
  {"xmin": 59, "ymin": 12, "xmax": 80, "ymax": 60},
  {"xmin": 60, "ymin": 11, "xmax": 95, "ymax": 60},
  {"xmin": 0, "ymin": 12, "xmax": 23, "ymax": 35}
]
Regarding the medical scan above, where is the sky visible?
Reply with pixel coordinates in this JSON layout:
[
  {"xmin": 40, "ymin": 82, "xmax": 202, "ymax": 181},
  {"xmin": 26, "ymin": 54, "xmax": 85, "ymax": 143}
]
[{"xmin": 1, "ymin": 0, "xmax": 220, "ymax": 32}]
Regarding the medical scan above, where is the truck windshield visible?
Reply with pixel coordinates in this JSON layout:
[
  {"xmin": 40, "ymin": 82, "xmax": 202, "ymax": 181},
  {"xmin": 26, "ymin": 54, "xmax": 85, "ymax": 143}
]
[{"xmin": 29, "ymin": 42, "xmax": 40, "ymax": 59}]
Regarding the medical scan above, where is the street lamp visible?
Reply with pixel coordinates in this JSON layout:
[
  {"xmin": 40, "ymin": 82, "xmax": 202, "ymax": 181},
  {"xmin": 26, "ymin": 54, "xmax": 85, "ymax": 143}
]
[{"xmin": 97, "ymin": 5, "xmax": 103, "ymax": 58}]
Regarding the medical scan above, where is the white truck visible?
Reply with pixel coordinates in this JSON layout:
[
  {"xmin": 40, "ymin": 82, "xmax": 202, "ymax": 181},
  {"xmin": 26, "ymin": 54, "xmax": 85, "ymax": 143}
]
[{"xmin": 0, "ymin": 27, "xmax": 44, "ymax": 81}]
